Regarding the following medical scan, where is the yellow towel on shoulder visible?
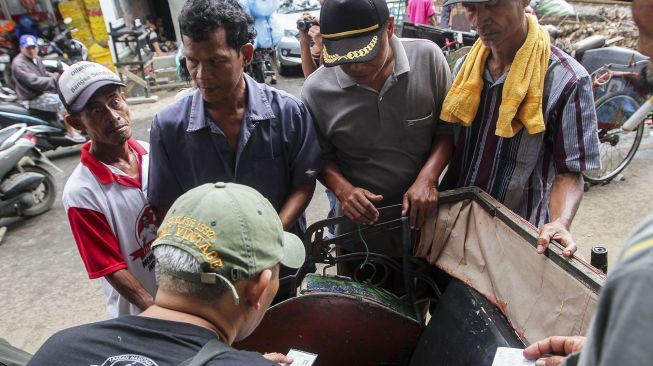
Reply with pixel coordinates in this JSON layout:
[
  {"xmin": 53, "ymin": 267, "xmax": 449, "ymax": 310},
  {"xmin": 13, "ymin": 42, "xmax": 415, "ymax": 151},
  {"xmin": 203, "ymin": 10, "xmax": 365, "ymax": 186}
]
[{"xmin": 440, "ymin": 15, "xmax": 550, "ymax": 138}]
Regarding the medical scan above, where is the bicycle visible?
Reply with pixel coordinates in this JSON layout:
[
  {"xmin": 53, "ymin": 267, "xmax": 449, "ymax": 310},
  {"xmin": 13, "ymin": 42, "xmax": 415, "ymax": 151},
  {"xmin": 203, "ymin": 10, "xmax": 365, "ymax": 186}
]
[{"xmin": 582, "ymin": 60, "xmax": 653, "ymax": 184}]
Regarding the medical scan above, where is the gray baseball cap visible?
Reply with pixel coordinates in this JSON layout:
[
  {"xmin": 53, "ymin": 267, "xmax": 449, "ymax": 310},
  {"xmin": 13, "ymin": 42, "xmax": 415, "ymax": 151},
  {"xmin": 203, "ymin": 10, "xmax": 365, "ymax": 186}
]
[{"xmin": 57, "ymin": 61, "xmax": 125, "ymax": 113}]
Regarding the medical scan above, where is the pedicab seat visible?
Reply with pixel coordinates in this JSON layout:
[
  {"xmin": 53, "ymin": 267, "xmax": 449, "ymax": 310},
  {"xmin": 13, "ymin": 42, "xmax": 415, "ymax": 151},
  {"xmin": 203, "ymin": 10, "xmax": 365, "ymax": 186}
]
[{"xmin": 234, "ymin": 274, "xmax": 422, "ymax": 366}]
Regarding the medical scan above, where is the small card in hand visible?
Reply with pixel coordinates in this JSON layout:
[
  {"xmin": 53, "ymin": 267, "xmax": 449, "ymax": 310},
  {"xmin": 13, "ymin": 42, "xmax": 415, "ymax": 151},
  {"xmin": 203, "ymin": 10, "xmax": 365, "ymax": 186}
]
[{"xmin": 287, "ymin": 349, "xmax": 317, "ymax": 366}]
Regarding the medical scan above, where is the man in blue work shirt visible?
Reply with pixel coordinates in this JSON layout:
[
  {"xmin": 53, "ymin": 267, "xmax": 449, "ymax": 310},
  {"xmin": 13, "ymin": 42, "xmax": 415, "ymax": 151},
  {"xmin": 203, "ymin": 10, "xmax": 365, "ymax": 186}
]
[{"xmin": 148, "ymin": 0, "xmax": 321, "ymax": 242}]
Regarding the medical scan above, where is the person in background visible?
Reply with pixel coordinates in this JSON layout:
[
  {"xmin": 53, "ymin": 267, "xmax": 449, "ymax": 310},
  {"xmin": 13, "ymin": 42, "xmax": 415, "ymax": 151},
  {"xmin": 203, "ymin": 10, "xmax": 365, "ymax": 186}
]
[
  {"xmin": 440, "ymin": 3, "xmax": 453, "ymax": 28},
  {"xmin": 406, "ymin": 0, "xmax": 437, "ymax": 26},
  {"xmin": 12, "ymin": 34, "xmax": 84, "ymax": 142},
  {"xmin": 523, "ymin": 0, "xmax": 653, "ymax": 364},
  {"xmin": 298, "ymin": 9, "xmax": 323, "ymax": 78},
  {"xmin": 145, "ymin": 15, "xmax": 167, "ymax": 57}
]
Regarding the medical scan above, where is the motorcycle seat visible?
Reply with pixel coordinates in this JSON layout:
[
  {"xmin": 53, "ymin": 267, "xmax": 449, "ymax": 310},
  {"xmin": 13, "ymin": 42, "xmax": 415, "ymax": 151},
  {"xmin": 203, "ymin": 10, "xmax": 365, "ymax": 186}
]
[
  {"xmin": 0, "ymin": 102, "xmax": 57, "ymax": 121},
  {"xmin": 572, "ymin": 35, "xmax": 606, "ymax": 54}
]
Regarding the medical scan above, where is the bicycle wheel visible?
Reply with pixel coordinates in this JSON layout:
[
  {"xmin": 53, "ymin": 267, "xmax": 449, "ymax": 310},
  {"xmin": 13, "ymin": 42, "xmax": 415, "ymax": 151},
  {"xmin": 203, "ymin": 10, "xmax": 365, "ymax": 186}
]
[{"xmin": 583, "ymin": 91, "xmax": 646, "ymax": 184}]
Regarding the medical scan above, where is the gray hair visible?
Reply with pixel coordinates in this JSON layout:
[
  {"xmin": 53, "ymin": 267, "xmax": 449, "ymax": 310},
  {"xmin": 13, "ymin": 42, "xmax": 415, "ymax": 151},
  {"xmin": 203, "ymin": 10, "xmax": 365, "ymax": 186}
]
[{"xmin": 153, "ymin": 245, "xmax": 229, "ymax": 302}]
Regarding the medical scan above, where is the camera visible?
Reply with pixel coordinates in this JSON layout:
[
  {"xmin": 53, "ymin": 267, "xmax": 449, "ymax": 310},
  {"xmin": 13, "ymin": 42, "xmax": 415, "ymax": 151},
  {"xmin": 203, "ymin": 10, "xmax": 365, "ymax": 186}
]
[{"xmin": 297, "ymin": 16, "xmax": 318, "ymax": 32}]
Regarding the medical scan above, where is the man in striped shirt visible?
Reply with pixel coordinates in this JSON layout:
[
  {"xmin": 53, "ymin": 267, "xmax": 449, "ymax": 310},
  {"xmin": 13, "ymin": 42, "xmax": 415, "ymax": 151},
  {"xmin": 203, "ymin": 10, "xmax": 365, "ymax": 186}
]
[{"xmin": 439, "ymin": 0, "xmax": 600, "ymax": 257}]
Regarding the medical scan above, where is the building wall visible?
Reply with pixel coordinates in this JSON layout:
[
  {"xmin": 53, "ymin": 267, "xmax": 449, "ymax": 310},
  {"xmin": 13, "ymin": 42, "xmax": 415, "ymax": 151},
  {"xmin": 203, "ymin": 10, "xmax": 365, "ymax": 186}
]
[
  {"xmin": 117, "ymin": 0, "xmax": 152, "ymax": 26},
  {"xmin": 168, "ymin": 0, "xmax": 183, "ymax": 44}
]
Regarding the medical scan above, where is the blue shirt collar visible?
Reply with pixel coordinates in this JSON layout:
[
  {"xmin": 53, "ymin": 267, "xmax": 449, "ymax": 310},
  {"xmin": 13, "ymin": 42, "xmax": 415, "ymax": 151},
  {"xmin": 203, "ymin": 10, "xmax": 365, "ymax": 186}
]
[{"xmin": 186, "ymin": 74, "xmax": 276, "ymax": 132}]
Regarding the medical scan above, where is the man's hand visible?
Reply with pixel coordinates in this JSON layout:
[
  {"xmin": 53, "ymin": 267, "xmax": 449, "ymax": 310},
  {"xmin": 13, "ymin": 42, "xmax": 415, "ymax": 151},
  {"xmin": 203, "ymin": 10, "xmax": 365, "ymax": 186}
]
[
  {"xmin": 402, "ymin": 178, "xmax": 439, "ymax": 229},
  {"xmin": 307, "ymin": 25, "xmax": 322, "ymax": 48},
  {"xmin": 523, "ymin": 336, "xmax": 586, "ymax": 366},
  {"xmin": 338, "ymin": 187, "xmax": 383, "ymax": 225},
  {"xmin": 537, "ymin": 219, "xmax": 577, "ymax": 257},
  {"xmin": 299, "ymin": 28, "xmax": 311, "ymax": 45},
  {"xmin": 544, "ymin": 172, "xmax": 584, "ymax": 258},
  {"xmin": 263, "ymin": 352, "xmax": 293, "ymax": 365}
]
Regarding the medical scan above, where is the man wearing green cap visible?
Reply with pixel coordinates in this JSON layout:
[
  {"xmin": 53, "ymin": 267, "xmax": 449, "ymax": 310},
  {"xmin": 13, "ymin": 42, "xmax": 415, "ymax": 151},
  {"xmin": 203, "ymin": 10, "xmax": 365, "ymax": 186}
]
[{"xmin": 28, "ymin": 182, "xmax": 303, "ymax": 366}]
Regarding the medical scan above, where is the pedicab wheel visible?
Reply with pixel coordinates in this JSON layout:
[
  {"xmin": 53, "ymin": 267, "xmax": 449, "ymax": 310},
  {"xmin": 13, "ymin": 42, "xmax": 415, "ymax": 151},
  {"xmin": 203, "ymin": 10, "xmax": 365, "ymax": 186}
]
[
  {"xmin": 20, "ymin": 165, "xmax": 56, "ymax": 217},
  {"xmin": 582, "ymin": 91, "xmax": 645, "ymax": 184}
]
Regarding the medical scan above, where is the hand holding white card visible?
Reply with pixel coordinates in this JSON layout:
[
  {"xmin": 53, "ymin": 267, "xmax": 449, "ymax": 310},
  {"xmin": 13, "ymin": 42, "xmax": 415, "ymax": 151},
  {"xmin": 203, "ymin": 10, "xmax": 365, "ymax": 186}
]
[
  {"xmin": 492, "ymin": 347, "xmax": 535, "ymax": 366},
  {"xmin": 287, "ymin": 349, "xmax": 317, "ymax": 366}
]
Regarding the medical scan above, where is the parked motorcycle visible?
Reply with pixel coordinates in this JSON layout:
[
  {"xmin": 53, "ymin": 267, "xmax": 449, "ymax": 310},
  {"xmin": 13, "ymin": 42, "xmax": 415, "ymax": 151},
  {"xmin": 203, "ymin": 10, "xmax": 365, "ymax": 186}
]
[
  {"xmin": 0, "ymin": 43, "xmax": 16, "ymax": 89},
  {"xmin": 0, "ymin": 123, "xmax": 59, "ymax": 218},
  {"xmin": 247, "ymin": 48, "xmax": 277, "ymax": 84},
  {"xmin": 39, "ymin": 18, "xmax": 88, "ymax": 64},
  {"xmin": 0, "ymin": 88, "xmax": 88, "ymax": 151}
]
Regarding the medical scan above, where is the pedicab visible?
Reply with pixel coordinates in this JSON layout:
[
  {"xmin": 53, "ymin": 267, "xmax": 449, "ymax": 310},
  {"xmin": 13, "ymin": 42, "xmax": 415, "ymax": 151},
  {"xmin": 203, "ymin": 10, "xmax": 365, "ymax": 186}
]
[{"xmin": 235, "ymin": 187, "xmax": 605, "ymax": 365}]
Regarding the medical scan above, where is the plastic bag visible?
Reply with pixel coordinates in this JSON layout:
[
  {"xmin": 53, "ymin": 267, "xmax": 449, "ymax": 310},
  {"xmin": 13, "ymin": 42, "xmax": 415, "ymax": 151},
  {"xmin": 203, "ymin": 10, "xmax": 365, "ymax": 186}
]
[
  {"xmin": 531, "ymin": 0, "xmax": 575, "ymax": 18},
  {"xmin": 249, "ymin": 0, "xmax": 279, "ymax": 17},
  {"xmin": 253, "ymin": 15, "xmax": 283, "ymax": 48}
]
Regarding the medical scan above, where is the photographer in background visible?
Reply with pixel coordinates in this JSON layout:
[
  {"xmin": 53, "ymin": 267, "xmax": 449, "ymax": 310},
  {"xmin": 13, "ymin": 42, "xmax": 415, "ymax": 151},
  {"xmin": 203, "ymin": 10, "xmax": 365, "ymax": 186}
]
[{"xmin": 297, "ymin": 1, "xmax": 324, "ymax": 77}]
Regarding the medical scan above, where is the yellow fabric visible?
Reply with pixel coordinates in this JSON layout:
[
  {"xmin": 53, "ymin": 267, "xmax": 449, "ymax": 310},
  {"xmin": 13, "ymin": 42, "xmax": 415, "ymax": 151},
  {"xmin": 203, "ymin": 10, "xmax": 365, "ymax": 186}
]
[{"xmin": 440, "ymin": 15, "xmax": 551, "ymax": 138}]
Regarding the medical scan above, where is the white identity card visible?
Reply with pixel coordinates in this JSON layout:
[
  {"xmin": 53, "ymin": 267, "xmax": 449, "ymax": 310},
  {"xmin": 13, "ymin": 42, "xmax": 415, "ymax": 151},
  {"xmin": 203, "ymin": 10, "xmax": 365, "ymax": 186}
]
[
  {"xmin": 287, "ymin": 349, "xmax": 317, "ymax": 366},
  {"xmin": 492, "ymin": 347, "xmax": 535, "ymax": 366}
]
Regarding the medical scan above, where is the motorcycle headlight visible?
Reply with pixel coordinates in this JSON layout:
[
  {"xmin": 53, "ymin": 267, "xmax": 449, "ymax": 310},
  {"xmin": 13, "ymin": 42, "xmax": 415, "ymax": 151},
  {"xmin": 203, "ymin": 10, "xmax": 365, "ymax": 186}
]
[{"xmin": 284, "ymin": 29, "xmax": 299, "ymax": 38}]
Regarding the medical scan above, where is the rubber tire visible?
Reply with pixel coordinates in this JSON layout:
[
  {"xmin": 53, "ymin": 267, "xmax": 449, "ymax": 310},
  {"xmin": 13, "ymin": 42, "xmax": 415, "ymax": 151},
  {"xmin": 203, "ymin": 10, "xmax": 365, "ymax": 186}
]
[
  {"xmin": 251, "ymin": 61, "xmax": 265, "ymax": 84},
  {"xmin": 19, "ymin": 165, "xmax": 57, "ymax": 217},
  {"xmin": 582, "ymin": 91, "xmax": 646, "ymax": 184},
  {"xmin": 3, "ymin": 66, "xmax": 14, "ymax": 89}
]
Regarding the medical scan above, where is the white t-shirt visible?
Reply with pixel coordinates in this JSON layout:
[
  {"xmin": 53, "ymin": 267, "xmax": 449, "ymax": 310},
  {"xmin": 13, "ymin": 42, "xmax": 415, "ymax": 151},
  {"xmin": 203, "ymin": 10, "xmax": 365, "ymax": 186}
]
[{"xmin": 62, "ymin": 139, "xmax": 157, "ymax": 318}]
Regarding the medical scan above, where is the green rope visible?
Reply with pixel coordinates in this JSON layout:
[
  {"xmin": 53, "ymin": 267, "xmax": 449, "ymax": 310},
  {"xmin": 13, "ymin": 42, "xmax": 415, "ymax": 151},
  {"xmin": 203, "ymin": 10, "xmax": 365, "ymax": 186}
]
[{"xmin": 357, "ymin": 224, "xmax": 376, "ymax": 282}]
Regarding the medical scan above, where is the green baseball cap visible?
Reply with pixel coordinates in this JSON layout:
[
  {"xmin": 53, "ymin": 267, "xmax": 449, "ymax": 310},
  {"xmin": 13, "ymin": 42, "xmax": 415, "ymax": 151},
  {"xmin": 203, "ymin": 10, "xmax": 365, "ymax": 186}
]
[{"xmin": 152, "ymin": 182, "xmax": 306, "ymax": 305}]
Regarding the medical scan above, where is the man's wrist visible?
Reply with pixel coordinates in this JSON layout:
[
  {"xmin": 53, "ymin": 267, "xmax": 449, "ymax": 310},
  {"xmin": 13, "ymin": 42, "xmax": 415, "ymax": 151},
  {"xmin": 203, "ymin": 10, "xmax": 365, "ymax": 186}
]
[
  {"xmin": 414, "ymin": 174, "xmax": 437, "ymax": 189},
  {"xmin": 333, "ymin": 183, "xmax": 354, "ymax": 202},
  {"xmin": 554, "ymin": 217, "xmax": 572, "ymax": 230}
]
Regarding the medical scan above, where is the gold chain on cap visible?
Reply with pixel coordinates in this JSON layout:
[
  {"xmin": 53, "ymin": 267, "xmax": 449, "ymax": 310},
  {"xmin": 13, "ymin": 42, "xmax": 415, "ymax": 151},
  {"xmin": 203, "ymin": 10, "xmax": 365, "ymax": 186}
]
[{"xmin": 323, "ymin": 35, "xmax": 378, "ymax": 64}]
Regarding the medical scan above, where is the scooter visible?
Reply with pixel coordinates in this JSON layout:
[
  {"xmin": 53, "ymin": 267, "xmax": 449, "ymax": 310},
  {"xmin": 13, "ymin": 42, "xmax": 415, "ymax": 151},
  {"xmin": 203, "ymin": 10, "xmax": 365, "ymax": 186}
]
[
  {"xmin": 0, "ymin": 44, "xmax": 17, "ymax": 89},
  {"xmin": 0, "ymin": 87, "xmax": 87, "ymax": 152},
  {"xmin": 247, "ymin": 48, "xmax": 277, "ymax": 84},
  {"xmin": 40, "ymin": 18, "xmax": 88, "ymax": 64},
  {"xmin": 0, "ymin": 123, "xmax": 60, "ymax": 218}
]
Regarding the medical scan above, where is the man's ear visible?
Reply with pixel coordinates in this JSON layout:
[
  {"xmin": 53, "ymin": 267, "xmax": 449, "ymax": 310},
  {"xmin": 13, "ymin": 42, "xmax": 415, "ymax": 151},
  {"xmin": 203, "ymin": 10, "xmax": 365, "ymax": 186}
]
[
  {"xmin": 386, "ymin": 16, "xmax": 395, "ymax": 38},
  {"xmin": 241, "ymin": 43, "xmax": 254, "ymax": 67},
  {"xmin": 244, "ymin": 269, "xmax": 272, "ymax": 310},
  {"xmin": 65, "ymin": 113, "xmax": 84, "ymax": 131}
]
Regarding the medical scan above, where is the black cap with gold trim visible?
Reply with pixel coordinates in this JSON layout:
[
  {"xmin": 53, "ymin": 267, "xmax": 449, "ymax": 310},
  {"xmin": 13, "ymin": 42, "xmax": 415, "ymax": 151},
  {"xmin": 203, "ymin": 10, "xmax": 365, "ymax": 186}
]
[{"xmin": 319, "ymin": 0, "xmax": 390, "ymax": 67}]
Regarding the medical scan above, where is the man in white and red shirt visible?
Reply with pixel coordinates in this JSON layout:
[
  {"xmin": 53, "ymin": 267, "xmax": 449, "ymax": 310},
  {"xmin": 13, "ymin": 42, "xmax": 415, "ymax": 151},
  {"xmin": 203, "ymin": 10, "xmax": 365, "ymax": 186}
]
[{"xmin": 58, "ymin": 61, "xmax": 157, "ymax": 317}]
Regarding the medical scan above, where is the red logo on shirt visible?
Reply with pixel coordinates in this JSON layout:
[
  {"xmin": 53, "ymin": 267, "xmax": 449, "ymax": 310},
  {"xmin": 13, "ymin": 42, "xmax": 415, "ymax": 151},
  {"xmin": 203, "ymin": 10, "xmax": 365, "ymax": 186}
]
[{"xmin": 130, "ymin": 205, "xmax": 158, "ymax": 261}]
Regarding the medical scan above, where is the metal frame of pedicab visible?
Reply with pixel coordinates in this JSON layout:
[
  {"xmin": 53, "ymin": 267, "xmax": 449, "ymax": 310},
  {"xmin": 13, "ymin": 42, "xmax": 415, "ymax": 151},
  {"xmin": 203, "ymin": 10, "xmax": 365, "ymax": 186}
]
[
  {"xmin": 287, "ymin": 187, "xmax": 603, "ymax": 304},
  {"xmin": 238, "ymin": 187, "xmax": 605, "ymax": 365}
]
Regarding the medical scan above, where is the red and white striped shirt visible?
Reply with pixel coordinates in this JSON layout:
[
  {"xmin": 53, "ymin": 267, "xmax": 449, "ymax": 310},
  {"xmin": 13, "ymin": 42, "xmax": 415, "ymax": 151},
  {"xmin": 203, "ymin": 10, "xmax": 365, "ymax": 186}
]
[{"xmin": 63, "ymin": 139, "xmax": 157, "ymax": 318}]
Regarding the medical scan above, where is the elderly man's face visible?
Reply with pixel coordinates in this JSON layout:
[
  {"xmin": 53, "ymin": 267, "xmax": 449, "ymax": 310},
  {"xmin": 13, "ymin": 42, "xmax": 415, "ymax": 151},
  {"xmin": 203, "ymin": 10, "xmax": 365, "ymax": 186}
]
[
  {"xmin": 69, "ymin": 85, "xmax": 132, "ymax": 146},
  {"xmin": 633, "ymin": 0, "xmax": 653, "ymax": 58},
  {"xmin": 463, "ymin": 0, "xmax": 529, "ymax": 49},
  {"xmin": 20, "ymin": 45, "xmax": 38, "ymax": 60}
]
